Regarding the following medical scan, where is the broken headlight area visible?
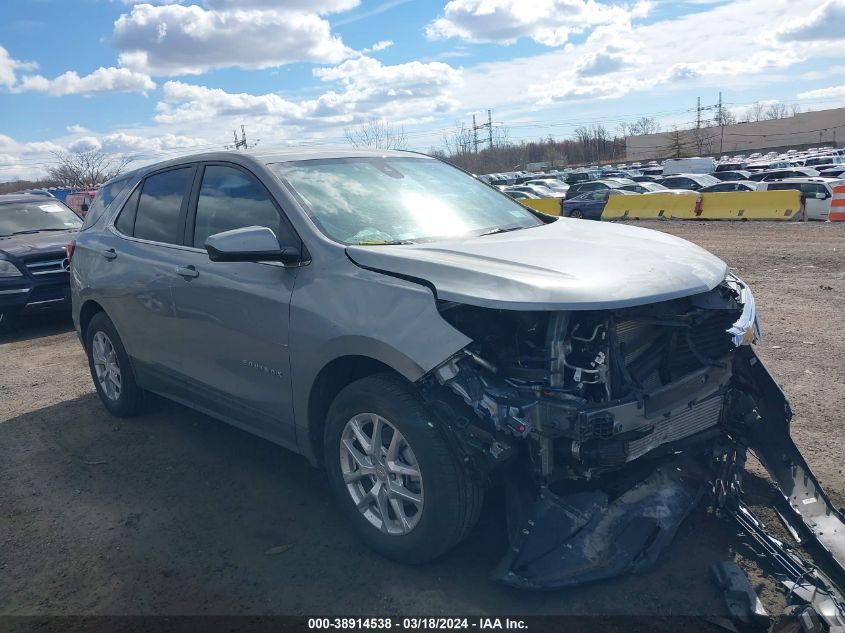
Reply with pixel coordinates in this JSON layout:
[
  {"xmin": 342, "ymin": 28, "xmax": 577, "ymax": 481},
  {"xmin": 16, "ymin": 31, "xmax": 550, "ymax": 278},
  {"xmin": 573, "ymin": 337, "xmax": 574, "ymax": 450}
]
[
  {"xmin": 430, "ymin": 275, "xmax": 750, "ymax": 480},
  {"xmin": 424, "ymin": 275, "xmax": 845, "ymax": 609}
]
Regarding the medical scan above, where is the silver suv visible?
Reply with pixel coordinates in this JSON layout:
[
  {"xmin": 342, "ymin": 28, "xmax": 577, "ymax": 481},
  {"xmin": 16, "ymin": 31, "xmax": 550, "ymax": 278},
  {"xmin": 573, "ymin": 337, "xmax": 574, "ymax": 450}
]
[{"xmin": 71, "ymin": 149, "xmax": 842, "ymax": 590}]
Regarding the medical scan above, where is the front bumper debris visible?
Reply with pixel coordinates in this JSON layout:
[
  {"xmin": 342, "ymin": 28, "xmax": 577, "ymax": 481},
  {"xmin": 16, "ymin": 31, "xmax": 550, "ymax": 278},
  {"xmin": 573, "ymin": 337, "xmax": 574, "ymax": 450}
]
[
  {"xmin": 495, "ymin": 457, "xmax": 705, "ymax": 589},
  {"xmin": 493, "ymin": 348, "xmax": 845, "ymax": 627},
  {"xmin": 733, "ymin": 348, "xmax": 845, "ymax": 576}
]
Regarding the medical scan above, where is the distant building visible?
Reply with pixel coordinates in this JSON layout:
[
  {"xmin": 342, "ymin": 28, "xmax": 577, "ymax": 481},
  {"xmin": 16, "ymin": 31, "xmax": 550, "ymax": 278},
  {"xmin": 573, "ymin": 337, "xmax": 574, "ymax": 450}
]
[{"xmin": 625, "ymin": 107, "xmax": 845, "ymax": 161}]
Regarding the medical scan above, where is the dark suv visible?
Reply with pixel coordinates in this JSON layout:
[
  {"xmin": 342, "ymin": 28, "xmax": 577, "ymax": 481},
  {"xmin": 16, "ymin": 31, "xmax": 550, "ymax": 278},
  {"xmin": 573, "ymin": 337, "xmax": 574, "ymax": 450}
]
[{"xmin": 0, "ymin": 194, "xmax": 83, "ymax": 333}]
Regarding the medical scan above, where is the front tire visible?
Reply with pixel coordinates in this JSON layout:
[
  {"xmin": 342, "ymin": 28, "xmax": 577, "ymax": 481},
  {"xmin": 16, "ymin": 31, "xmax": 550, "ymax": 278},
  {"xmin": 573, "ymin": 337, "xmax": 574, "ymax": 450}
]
[
  {"xmin": 324, "ymin": 373, "xmax": 483, "ymax": 564},
  {"xmin": 85, "ymin": 312, "xmax": 145, "ymax": 417},
  {"xmin": 0, "ymin": 311, "xmax": 18, "ymax": 337},
  {"xmin": 568, "ymin": 208, "xmax": 584, "ymax": 219}
]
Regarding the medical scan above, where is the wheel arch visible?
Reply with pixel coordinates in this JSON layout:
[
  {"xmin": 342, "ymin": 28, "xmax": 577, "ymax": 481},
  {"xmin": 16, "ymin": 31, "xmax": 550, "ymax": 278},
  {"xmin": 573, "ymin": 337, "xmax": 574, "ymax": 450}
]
[
  {"xmin": 78, "ymin": 299, "xmax": 107, "ymax": 339},
  {"xmin": 304, "ymin": 354, "xmax": 410, "ymax": 468}
]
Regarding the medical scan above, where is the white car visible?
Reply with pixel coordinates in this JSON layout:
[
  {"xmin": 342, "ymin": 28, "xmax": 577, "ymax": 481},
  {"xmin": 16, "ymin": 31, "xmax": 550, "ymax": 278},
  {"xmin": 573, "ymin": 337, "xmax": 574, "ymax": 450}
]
[
  {"xmin": 659, "ymin": 173, "xmax": 721, "ymax": 191},
  {"xmin": 757, "ymin": 178, "xmax": 845, "ymax": 220}
]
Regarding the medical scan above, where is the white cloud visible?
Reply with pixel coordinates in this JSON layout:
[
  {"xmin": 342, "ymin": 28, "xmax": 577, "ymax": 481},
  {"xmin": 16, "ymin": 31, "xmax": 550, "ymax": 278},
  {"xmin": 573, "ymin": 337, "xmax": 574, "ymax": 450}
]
[
  {"xmin": 798, "ymin": 84, "xmax": 845, "ymax": 99},
  {"xmin": 113, "ymin": 3, "xmax": 354, "ymax": 75},
  {"xmin": 12, "ymin": 67, "xmax": 155, "ymax": 96},
  {"xmin": 99, "ymin": 131, "xmax": 206, "ymax": 154},
  {"xmin": 311, "ymin": 56, "xmax": 463, "ymax": 120},
  {"xmin": 155, "ymin": 81, "xmax": 306, "ymax": 124},
  {"xmin": 776, "ymin": 0, "xmax": 845, "ymax": 41},
  {"xmin": 362, "ymin": 40, "xmax": 393, "ymax": 53},
  {"xmin": 154, "ymin": 56, "xmax": 463, "ymax": 127},
  {"xmin": 0, "ymin": 134, "xmax": 62, "ymax": 156},
  {"xmin": 425, "ymin": 0, "xmax": 653, "ymax": 46},
  {"xmin": 575, "ymin": 52, "xmax": 628, "ymax": 77},
  {"xmin": 0, "ymin": 45, "xmax": 37, "ymax": 88},
  {"xmin": 66, "ymin": 124, "xmax": 89, "ymax": 134},
  {"xmin": 68, "ymin": 137, "xmax": 103, "ymax": 153},
  {"xmin": 204, "ymin": 0, "xmax": 360, "ymax": 12},
  {"xmin": 452, "ymin": 0, "xmax": 806, "ymax": 113}
]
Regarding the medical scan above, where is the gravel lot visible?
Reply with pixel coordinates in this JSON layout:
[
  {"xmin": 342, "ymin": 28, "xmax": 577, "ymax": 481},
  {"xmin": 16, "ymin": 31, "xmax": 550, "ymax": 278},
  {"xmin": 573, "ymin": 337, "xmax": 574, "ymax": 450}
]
[{"xmin": 1, "ymin": 221, "xmax": 843, "ymax": 623}]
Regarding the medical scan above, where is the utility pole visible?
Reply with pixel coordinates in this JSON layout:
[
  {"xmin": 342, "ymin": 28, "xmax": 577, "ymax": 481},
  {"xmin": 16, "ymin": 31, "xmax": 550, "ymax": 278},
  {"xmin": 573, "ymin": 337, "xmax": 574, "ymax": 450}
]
[
  {"xmin": 226, "ymin": 125, "xmax": 256, "ymax": 150},
  {"xmin": 718, "ymin": 92, "xmax": 725, "ymax": 154},
  {"xmin": 696, "ymin": 96, "xmax": 702, "ymax": 129},
  {"xmin": 470, "ymin": 109, "xmax": 495, "ymax": 154}
]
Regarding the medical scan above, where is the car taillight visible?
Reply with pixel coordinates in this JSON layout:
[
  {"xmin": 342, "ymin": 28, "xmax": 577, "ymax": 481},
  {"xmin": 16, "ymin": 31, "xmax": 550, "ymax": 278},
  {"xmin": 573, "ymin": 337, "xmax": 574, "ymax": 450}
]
[{"xmin": 66, "ymin": 240, "xmax": 75, "ymax": 260}]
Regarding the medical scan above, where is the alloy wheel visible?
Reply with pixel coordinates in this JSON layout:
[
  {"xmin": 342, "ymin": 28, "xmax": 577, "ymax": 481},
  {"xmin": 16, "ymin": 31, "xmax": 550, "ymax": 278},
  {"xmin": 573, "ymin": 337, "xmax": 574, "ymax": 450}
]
[
  {"xmin": 339, "ymin": 413, "xmax": 424, "ymax": 535},
  {"xmin": 92, "ymin": 331, "xmax": 122, "ymax": 401}
]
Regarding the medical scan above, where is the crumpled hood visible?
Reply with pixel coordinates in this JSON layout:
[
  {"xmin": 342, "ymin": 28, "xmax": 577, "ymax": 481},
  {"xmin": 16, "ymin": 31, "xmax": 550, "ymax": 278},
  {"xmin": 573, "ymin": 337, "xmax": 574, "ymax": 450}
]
[
  {"xmin": 346, "ymin": 219, "xmax": 728, "ymax": 310},
  {"xmin": 0, "ymin": 230, "xmax": 77, "ymax": 259}
]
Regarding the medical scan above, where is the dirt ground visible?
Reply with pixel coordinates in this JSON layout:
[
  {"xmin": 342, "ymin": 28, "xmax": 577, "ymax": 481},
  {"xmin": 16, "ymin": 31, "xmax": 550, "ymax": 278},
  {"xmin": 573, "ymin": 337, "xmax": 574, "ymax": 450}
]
[{"xmin": 1, "ymin": 221, "xmax": 843, "ymax": 623}]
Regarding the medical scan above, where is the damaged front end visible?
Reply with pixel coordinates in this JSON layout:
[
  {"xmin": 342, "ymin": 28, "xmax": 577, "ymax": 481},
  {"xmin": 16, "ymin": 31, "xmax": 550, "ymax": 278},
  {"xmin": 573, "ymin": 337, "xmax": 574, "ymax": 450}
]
[{"xmin": 422, "ymin": 273, "xmax": 845, "ymax": 609}]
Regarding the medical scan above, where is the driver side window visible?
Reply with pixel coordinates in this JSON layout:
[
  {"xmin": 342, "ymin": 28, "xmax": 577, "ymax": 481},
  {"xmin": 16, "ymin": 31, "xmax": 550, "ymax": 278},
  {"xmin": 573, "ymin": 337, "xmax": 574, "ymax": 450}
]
[{"xmin": 193, "ymin": 165, "xmax": 282, "ymax": 249}]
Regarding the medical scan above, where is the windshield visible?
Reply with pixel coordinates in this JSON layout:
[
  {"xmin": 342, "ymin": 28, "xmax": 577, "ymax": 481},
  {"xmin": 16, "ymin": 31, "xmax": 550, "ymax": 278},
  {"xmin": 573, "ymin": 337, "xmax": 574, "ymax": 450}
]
[
  {"xmin": 0, "ymin": 200, "xmax": 82, "ymax": 236},
  {"xmin": 269, "ymin": 157, "xmax": 543, "ymax": 244}
]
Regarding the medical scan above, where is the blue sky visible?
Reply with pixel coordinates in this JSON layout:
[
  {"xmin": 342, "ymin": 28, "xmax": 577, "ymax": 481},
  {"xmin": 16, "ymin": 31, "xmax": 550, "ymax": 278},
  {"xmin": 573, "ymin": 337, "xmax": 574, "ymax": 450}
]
[{"xmin": 2, "ymin": 0, "xmax": 845, "ymax": 179}]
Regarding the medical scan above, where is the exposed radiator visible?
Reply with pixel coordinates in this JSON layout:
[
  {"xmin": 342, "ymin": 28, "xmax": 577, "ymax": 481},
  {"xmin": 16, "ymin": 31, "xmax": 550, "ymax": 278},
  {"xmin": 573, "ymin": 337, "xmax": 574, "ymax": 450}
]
[{"xmin": 626, "ymin": 393, "xmax": 723, "ymax": 461}]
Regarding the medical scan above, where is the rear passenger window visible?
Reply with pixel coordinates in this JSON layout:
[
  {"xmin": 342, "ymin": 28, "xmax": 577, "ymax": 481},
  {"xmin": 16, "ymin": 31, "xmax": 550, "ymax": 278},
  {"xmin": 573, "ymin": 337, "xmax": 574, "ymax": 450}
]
[
  {"xmin": 133, "ymin": 167, "xmax": 193, "ymax": 244},
  {"xmin": 192, "ymin": 165, "xmax": 281, "ymax": 248},
  {"xmin": 115, "ymin": 186, "xmax": 140, "ymax": 236}
]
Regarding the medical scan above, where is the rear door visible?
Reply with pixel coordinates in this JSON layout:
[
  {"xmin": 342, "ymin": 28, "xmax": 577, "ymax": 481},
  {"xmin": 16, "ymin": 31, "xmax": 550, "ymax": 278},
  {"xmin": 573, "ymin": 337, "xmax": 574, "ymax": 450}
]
[
  {"xmin": 165, "ymin": 162, "xmax": 301, "ymax": 443},
  {"xmin": 101, "ymin": 165, "xmax": 197, "ymax": 393}
]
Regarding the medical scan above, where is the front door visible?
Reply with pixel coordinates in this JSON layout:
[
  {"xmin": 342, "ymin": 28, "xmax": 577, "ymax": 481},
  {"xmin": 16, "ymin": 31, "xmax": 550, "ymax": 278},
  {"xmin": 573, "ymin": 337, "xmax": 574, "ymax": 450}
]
[{"xmin": 166, "ymin": 163, "xmax": 301, "ymax": 444}]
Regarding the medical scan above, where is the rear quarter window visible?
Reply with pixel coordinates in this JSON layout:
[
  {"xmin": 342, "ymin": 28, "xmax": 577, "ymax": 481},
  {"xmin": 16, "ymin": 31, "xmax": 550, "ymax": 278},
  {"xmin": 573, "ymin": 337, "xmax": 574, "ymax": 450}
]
[{"xmin": 82, "ymin": 178, "xmax": 131, "ymax": 230}]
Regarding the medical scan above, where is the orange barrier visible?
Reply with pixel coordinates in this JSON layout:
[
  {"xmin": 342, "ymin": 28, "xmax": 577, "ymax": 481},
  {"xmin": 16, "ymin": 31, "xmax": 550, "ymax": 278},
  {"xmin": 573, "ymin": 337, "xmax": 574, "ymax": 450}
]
[{"xmin": 830, "ymin": 185, "xmax": 845, "ymax": 221}]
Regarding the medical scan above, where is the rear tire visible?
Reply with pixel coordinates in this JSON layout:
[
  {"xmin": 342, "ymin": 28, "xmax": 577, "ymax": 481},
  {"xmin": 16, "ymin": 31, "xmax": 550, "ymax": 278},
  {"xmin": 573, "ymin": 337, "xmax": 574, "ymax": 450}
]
[
  {"xmin": 324, "ymin": 373, "xmax": 483, "ymax": 564},
  {"xmin": 85, "ymin": 312, "xmax": 145, "ymax": 417},
  {"xmin": 569, "ymin": 208, "xmax": 584, "ymax": 219}
]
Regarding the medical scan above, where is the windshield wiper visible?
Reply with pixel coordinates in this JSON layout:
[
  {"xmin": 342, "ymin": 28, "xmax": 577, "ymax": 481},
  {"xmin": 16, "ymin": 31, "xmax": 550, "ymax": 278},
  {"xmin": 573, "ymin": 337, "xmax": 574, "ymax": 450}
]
[
  {"xmin": 478, "ymin": 226, "xmax": 527, "ymax": 237},
  {"xmin": 355, "ymin": 239, "xmax": 416, "ymax": 245},
  {"xmin": 10, "ymin": 228, "xmax": 78, "ymax": 235}
]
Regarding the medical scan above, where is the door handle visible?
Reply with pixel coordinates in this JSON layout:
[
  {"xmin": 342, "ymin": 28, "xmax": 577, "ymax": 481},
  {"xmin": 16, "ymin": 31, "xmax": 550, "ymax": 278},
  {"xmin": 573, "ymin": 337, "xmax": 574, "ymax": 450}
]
[
  {"xmin": 175, "ymin": 265, "xmax": 199, "ymax": 279},
  {"xmin": 102, "ymin": 248, "xmax": 117, "ymax": 261}
]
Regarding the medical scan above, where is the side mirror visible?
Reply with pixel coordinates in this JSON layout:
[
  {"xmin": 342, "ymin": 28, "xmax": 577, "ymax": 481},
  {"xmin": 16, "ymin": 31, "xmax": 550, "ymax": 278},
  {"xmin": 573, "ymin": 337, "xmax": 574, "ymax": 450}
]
[
  {"xmin": 205, "ymin": 226, "xmax": 301, "ymax": 265},
  {"xmin": 815, "ymin": 192, "xmax": 828, "ymax": 200}
]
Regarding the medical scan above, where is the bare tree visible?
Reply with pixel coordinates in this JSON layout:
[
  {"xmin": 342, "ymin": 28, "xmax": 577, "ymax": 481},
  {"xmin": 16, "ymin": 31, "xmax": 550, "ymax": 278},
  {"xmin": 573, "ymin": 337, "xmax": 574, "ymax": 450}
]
[
  {"xmin": 626, "ymin": 116, "xmax": 660, "ymax": 136},
  {"xmin": 441, "ymin": 121, "xmax": 475, "ymax": 158},
  {"xmin": 742, "ymin": 101, "xmax": 766, "ymax": 123},
  {"xmin": 691, "ymin": 126, "xmax": 716, "ymax": 154},
  {"xmin": 712, "ymin": 105, "xmax": 736, "ymax": 127},
  {"xmin": 790, "ymin": 103, "xmax": 802, "ymax": 117},
  {"xmin": 48, "ymin": 150, "xmax": 131, "ymax": 189},
  {"xmin": 343, "ymin": 119, "xmax": 408, "ymax": 150},
  {"xmin": 764, "ymin": 102, "xmax": 790, "ymax": 120}
]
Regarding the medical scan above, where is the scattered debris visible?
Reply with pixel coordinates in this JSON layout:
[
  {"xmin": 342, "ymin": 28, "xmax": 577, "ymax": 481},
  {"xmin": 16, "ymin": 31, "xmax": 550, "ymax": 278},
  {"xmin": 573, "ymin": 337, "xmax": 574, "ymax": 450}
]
[
  {"xmin": 710, "ymin": 561, "xmax": 769, "ymax": 627},
  {"xmin": 264, "ymin": 544, "xmax": 294, "ymax": 556}
]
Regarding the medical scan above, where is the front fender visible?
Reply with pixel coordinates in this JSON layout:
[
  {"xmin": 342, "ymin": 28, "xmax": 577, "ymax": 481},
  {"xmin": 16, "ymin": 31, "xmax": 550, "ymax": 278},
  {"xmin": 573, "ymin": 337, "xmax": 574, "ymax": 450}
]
[{"xmin": 288, "ymin": 263, "xmax": 471, "ymax": 463}]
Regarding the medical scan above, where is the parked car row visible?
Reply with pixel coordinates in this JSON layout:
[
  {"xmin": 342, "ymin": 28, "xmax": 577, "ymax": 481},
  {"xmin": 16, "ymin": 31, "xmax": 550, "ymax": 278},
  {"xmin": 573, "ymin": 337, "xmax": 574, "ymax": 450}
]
[{"xmin": 480, "ymin": 144, "xmax": 845, "ymax": 221}]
